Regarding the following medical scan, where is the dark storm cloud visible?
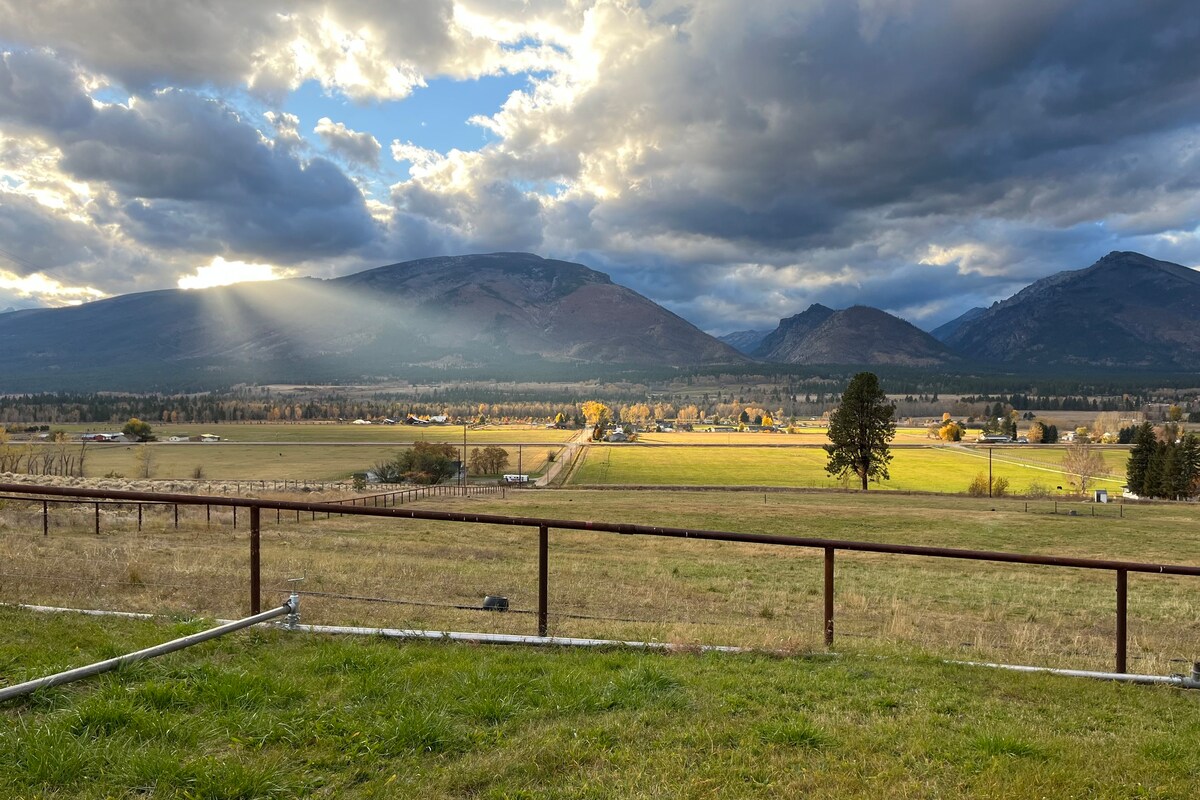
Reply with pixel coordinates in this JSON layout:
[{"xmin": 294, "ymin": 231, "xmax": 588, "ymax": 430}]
[
  {"xmin": 0, "ymin": 50, "xmax": 378, "ymax": 263},
  {"xmin": 0, "ymin": 191, "xmax": 107, "ymax": 276},
  {"xmin": 584, "ymin": 1, "xmax": 1200, "ymax": 242},
  {"xmin": 506, "ymin": 0, "xmax": 1200, "ymax": 329}
]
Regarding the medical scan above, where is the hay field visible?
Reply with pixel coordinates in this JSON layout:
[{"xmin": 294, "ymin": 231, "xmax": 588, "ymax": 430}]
[{"xmin": 571, "ymin": 444, "xmax": 1126, "ymax": 493}]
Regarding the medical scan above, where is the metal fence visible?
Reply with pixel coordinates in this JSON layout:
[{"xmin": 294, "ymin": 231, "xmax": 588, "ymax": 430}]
[{"xmin": 2, "ymin": 482, "xmax": 1197, "ymax": 675}]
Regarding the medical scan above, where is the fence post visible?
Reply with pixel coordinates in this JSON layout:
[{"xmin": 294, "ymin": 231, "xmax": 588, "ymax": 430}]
[
  {"xmin": 1116, "ymin": 569, "xmax": 1127, "ymax": 673},
  {"xmin": 824, "ymin": 547, "xmax": 835, "ymax": 647},
  {"xmin": 250, "ymin": 506, "xmax": 261, "ymax": 615},
  {"xmin": 95, "ymin": 502, "xmax": 100, "ymax": 535},
  {"xmin": 42, "ymin": 500, "xmax": 48, "ymax": 536},
  {"xmin": 233, "ymin": 506, "xmax": 237, "ymax": 530},
  {"xmin": 538, "ymin": 524, "xmax": 549, "ymax": 637},
  {"xmin": 206, "ymin": 504, "xmax": 210, "ymax": 527},
  {"xmin": 138, "ymin": 504, "xmax": 142, "ymax": 531},
  {"xmin": 174, "ymin": 504, "xmax": 179, "ymax": 529}
]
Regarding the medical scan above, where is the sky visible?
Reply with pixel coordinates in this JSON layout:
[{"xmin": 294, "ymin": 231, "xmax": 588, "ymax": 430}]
[{"xmin": 2, "ymin": 1, "xmax": 1200, "ymax": 334}]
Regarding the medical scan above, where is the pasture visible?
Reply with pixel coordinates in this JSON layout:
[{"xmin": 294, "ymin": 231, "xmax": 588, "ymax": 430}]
[
  {"xmin": 2, "ymin": 487, "xmax": 1195, "ymax": 675},
  {"xmin": 43, "ymin": 421, "xmax": 577, "ymax": 445},
  {"xmin": 3, "ymin": 605, "xmax": 1198, "ymax": 799},
  {"xmin": 21, "ymin": 440, "xmax": 558, "ymax": 482},
  {"xmin": 570, "ymin": 443, "xmax": 1127, "ymax": 493},
  {"xmin": 657, "ymin": 426, "xmax": 935, "ymax": 445},
  {"xmin": 3, "ymin": 468, "xmax": 1198, "ymax": 798}
]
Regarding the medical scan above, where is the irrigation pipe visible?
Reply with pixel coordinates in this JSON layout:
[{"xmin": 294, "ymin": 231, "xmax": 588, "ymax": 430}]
[
  {"xmin": 293, "ymin": 622, "xmax": 746, "ymax": 652},
  {"xmin": 6, "ymin": 604, "xmax": 1198, "ymax": 691},
  {"xmin": 954, "ymin": 659, "xmax": 1200, "ymax": 689},
  {"xmin": 0, "ymin": 597, "xmax": 297, "ymax": 702}
]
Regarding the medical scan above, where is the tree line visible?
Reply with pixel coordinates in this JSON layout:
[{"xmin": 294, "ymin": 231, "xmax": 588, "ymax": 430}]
[{"xmin": 1125, "ymin": 423, "xmax": 1200, "ymax": 500}]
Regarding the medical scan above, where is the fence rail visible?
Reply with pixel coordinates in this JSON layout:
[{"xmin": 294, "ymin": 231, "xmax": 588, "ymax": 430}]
[
  {"xmin": 2, "ymin": 482, "xmax": 1197, "ymax": 674},
  {"xmin": 0, "ymin": 482, "xmax": 502, "ymax": 536}
]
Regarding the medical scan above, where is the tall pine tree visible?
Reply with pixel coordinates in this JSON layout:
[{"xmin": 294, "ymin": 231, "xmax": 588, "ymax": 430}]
[{"xmin": 824, "ymin": 372, "xmax": 896, "ymax": 491}]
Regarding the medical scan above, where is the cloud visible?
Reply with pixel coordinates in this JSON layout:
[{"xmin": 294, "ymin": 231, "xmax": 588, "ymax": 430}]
[
  {"xmin": 0, "ymin": 0, "xmax": 558, "ymax": 99},
  {"xmin": 382, "ymin": 0, "xmax": 1200, "ymax": 329},
  {"xmin": 5, "ymin": 2, "xmax": 1200, "ymax": 333},
  {"xmin": 0, "ymin": 51, "xmax": 379, "ymax": 264},
  {"xmin": 314, "ymin": 117, "xmax": 381, "ymax": 167}
]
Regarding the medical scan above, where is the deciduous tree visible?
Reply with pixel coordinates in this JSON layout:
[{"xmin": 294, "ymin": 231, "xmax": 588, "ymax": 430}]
[
  {"xmin": 373, "ymin": 442, "xmax": 459, "ymax": 485},
  {"xmin": 122, "ymin": 418, "xmax": 155, "ymax": 442},
  {"xmin": 1063, "ymin": 441, "xmax": 1106, "ymax": 494}
]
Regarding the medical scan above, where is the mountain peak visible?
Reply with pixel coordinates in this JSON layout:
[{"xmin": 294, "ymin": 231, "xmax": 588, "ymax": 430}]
[
  {"xmin": 0, "ymin": 252, "xmax": 743, "ymax": 390},
  {"xmin": 945, "ymin": 251, "xmax": 1200, "ymax": 368},
  {"xmin": 754, "ymin": 304, "xmax": 956, "ymax": 366}
]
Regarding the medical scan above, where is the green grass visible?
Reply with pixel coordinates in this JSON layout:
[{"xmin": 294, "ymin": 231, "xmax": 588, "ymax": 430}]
[
  {"xmin": 2, "ymin": 606, "xmax": 1198, "ymax": 799},
  {"xmin": 570, "ymin": 444, "xmax": 1127, "ymax": 492},
  {"xmin": 56, "ymin": 442, "xmax": 555, "ymax": 481}
]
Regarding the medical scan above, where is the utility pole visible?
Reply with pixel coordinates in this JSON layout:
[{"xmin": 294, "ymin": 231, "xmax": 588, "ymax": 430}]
[
  {"xmin": 462, "ymin": 423, "xmax": 467, "ymax": 496},
  {"xmin": 988, "ymin": 447, "xmax": 993, "ymax": 498}
]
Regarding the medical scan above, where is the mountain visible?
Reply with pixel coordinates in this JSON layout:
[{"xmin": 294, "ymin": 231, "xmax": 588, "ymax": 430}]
[
  {"xmin": 718, "ymin": 329, "xmax": 772, "ymax": 354},
  {"xmin": 0, "ymin": 252, "xmax": 744, "ymax": 390},
  {"xmin": 752, "ymin": 304, "xmax": 836, "ymax": 361},
  {"xmin": 752, "ymin": 304, "xmax": 958, "ymax": 366},
  {"xmin": 943, "ymin": 251, "xmax": 1200, "ymax": 369},
  {"xmin": 930, "ymin": 306, "xmax": 986, "ymax": 343}
]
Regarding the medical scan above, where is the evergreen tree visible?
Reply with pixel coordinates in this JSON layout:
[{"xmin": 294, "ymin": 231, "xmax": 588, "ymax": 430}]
[
  {"xmin": 1125, "ymin": 422, "xmax": 1157, "ymax": 496},
  {"xmin": 824, "ymin": 372, "xmax": 896, "ymax": 491}
]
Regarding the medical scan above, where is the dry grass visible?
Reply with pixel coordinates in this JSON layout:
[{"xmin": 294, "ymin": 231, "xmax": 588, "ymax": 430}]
[
  {"xmin": 2, "ymin": 487, "xmax": 1197, "ymax": 675},
  {"xmin": 24, "ymin": 441, "xmax": 556, "ymax": 481}
]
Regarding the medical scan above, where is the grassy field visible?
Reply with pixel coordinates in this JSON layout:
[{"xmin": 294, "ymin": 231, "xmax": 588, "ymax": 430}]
[
  {"xmin": 653, "ymin": 426, "xmax": 935, "ymax": 445},
  {"xmin": 39, "ymin": 421, "xmax": 577, "ymax": 445},
  {"xmin": 66, "ymin": 442, "xmax": 556, "ymax": 481},
  {"xmin": 2, "ymin": 606, "xmax": 1198, "ymax": 799},
  {"xmin": 571, "ymin": 444, "xmax": 1127, "ymax": 493},
  {"xmin": 2, "ymin": 488, "xmax": 1195, "ymax": 674}
]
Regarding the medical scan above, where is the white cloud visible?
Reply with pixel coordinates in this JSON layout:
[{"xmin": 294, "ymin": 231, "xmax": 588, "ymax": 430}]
[
  {"xmin": 177, "ymin": 256, "xmax": 294, "ymax": 289},
  {"xmin": 0, "ymin": 269, "xmax": 107, "ymax": 306},
  {"xmin": 314, "ymin": 117, "xmax": 381, "ymax": 167}
]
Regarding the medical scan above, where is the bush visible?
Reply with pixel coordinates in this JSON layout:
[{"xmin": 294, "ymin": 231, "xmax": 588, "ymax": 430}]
[
  {"xmin": 992, "ymin": 477, "xmax": 1010, "ymax": 497},
  {"xmin": 967, "ymin": 473, "xmax": 990, "ymax": 497},
  {"xmin": 1026, "ymin": 481, "xmax": 1050, "ymax": 498},
  {"xmin": 373, "ymin": 442, "xmax": 459, "ymax": 485}
]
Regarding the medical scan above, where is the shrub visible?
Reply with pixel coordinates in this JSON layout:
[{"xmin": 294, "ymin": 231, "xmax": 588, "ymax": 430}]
[
  {"xmin": 967, "ymin": 473, "xmax": 990, "ymax": 497},
  {"xmin": 1026, "ymin": 481, "xmax": 1050, "ymax": 498},
  {"xmin": 992, "ymin": 477, "xmax": 1010, "ymax": 497}
]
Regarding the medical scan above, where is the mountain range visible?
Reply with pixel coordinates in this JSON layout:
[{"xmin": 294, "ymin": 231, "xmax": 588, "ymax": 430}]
[{"xmin": 0, "ymin": 250, "xmax": 1196, "ymax": 391}]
